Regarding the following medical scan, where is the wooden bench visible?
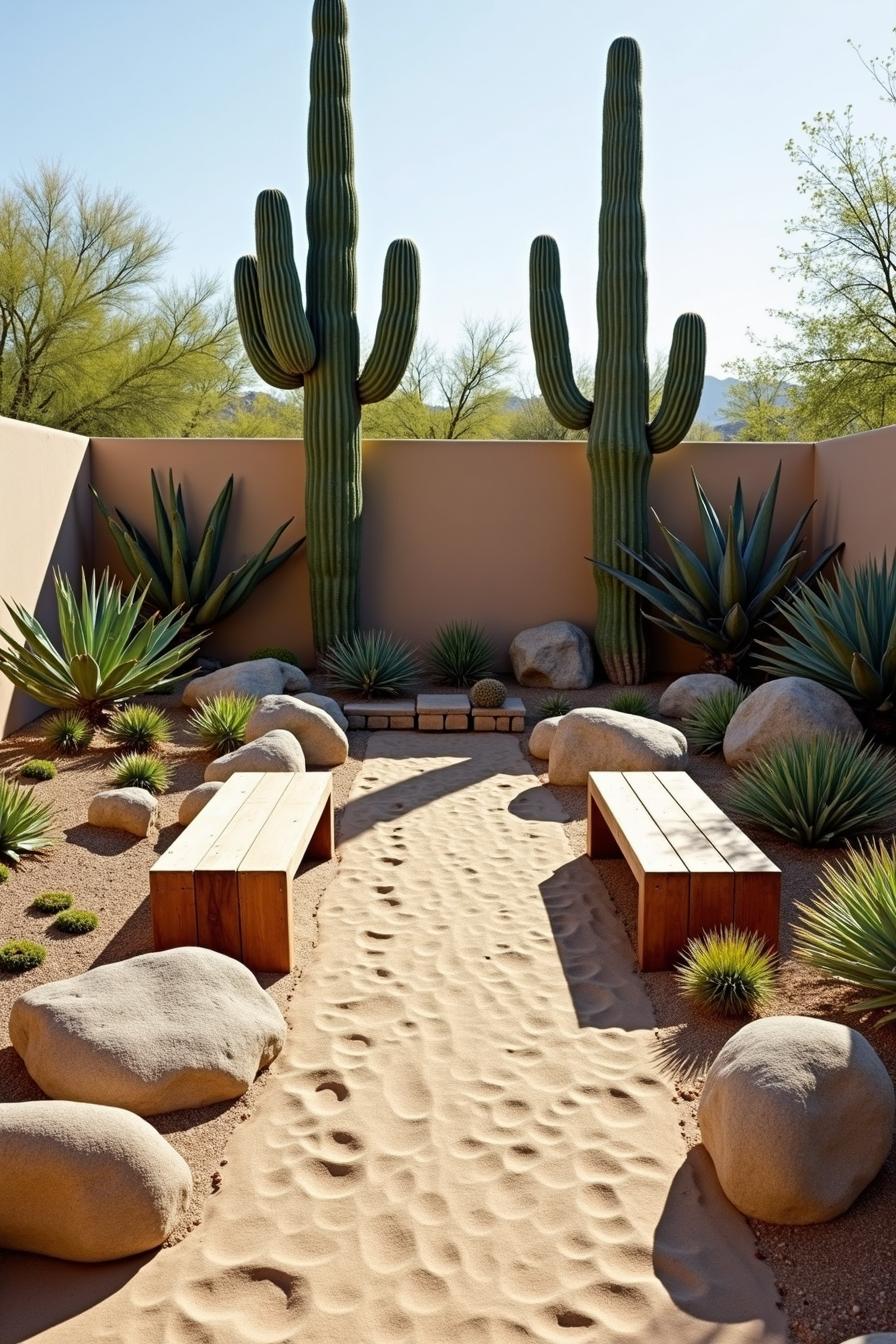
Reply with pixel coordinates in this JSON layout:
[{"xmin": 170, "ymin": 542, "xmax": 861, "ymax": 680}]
[
  {"xmin": 586, "ymin": 770, "xmax": 780, "ymax": 971},
  {"xmin": 150, "ymin": 772, "xmax": 333, "ymax": 973}
]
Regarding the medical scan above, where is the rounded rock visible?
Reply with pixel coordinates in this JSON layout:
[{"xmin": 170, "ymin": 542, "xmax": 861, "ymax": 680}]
[
  {"xmin": 698, "ymin": 1016, "xmax": 895, "ymax": 1224},
  {"xmin": 659, "ymin": 673, "xmax": 734, "ymax": 719},
  {"xmin": 509, "ymin": 621, "xmax": 593, "ymax": 689},
  {"xmin": 178, "ymin": 781, "xmax": 223, "ymax": 825},
  {"xmin": 205, "ymin": 729, "xmax": 305, "ymax": 783},
  {"xmin": 723, "ymin": 676, "xmax": 862, "ymax": 768},
  {"xmin": 0, "ymin": 1099, "xmax": 191, "ymax": 1261},
  {"xmin": 548, "ymin": 707, "xmax": 687, "ymax": 785},
  {"xmin": 87, "ymin": 786, "xmax": 158, "ymax": 838},
  {"xmin": 529, "ymin": 715, "xmax": 561, "ymax": 761},
  {"xmin": 182, "ymin": 657, "xmax": 309, "ymax": 708},
  {"xmin": 244, "ymin": 695, "xmax": 348, "ymax": 767},
  {"xmin": 294, "ymin": 691, "xmax": 349, "ymax": 732}
]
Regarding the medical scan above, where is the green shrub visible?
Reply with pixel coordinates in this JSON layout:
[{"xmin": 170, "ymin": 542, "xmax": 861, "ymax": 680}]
[
  {"xmin": 757, "ymin": 556, "xmax": 896, "ymax": 716},
  {"xmin": 425, "ymin": 621, "xmax": 495, "ymax": 686},
  {"xmin": 0, "ymin": 939, "xmax": 46, "ymax": 972},
  {"xmin": 677, "ymin": 926, "xmax": 776, "ymax": 1016},
  {"xmin": 111, "ymin": 752, "xmax": 172, "ymax": 795},
  {"xmin": 0, "ymin": 569, "xmax": 203, "ymax": 719},
  {"xmin": 20, "ymin": 759, "xmax": 57, "ymax": 781},
  {"xmin": 92, "ymin": 470, "xmax": 304, "ymax": 625},
  {"xmin": 538, "ymin": 692, "xmax": 572, "ymax": 719},
  {"xmin": 32, "ymin": 891, "xmax": 74, "ymax": 914},
  {"xmin": 53, "ymin": 909, "xmax": 99, "ymax": 935},
  {"xmin": 250, "ymin": 646, "xmax": 301, "ymax": 666},
  {"xmin": 188, "ymin": 692, "xmax": 255, "ymax": 753},
  {"xmin": 609, "ymin": 688, "xmax": 653, "ymax": 716},
  {"xmin": 106, "ymin": 703, "xmax": 172, "ymax": 752},
  {"xmin": 0, "ymin": 776, "xmax": 56, "ymax": 863},
  {"xmin": 684, "ymin": 685, "xmax": 750, "ymax": 754},
  {"xmin": 594, "ymin": 463, "xmax": 840, "ymax": 672},
  {"xmin": 793, "ymin": 840, "xmax": 896, "ymax": 1025},
  {"xmin": 0, "ymin": 863, "xmax": 9, "ymax": 884},
  {"xmin": 44, "ymin": 709, "xmax": 94, "ymax": 755},
  {"xmin": 730, "ymin": 733, "xmax": 896, "ymax": 846},
  {"xmin": 470, "ymin": 678, "xmax": 507, "ymax": 708},
  {"xmin": 321, "ymin": 629, "xmax": 420, "ymax": 698}
]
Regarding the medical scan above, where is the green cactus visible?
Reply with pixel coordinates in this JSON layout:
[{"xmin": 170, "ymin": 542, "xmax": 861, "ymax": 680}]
[
  {"xmin": 529, "ymin": 37, "xmax": 705, "ymax": 684},
  {"xmin": 235, "ymin": 0, "xmax": 420, "ymax": 652}
]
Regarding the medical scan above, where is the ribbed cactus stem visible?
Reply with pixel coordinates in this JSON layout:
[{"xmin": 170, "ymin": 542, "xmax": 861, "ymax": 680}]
[
  {"xmin": 528, "ymin": 35, "xmax": 706, "ymax": 684},
  {"xmin": 234, "ymin": 0, "xmax": 420, "ymax": 653}
]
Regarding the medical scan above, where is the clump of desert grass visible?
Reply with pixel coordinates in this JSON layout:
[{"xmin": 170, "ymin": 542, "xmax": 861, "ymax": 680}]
[{"xmin": 677, "ymin": 926, "xmax": 776, "ymax": 1017}]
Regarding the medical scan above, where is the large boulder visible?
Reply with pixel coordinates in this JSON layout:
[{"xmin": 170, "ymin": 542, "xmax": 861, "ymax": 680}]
[
  {"xmin": 245, "ymin": 694, "xmax": 348, "ymax": 767},
  {"xmin": 548, "ymin": 708, "xmax": 687, "ymax": 785},
  {"xmin": 699, "ymin": 1016, "xmax": 894, "ymax": 1225},
  {"xmin": 659, "ymin": 673, "xmax": 734, "ymax": 719},
  {"xmin": 0, "ymin": 1100, "xmax": 191, "ymax": 1261},
  {"xmin": 9, "ymin": 947, "xmax": 286, "ymax": 1116},
  {"xmin": 839, "ymin": 1338, "xmax": 896, "ymax": 1343},
  {"xmin": 181, "ymin": 657, "xmax": 309, "ymax": 708},
  {"xmin": 510, "ymin": 621, "xmax": 593, "ymax": 689},
  {"xmin": 205, "ymin": 729, "xmax": 305, "ymax": 783},
  {"xmin": 178, "ymin": 780, "xmax": 223, "ymax": 825},
  {"xmin": 294, "ymin": 691, "xmax": 349, "ymax": 732},
  {"xmin": 528, "ymin": 715, "xmax": 561, "ymax": 761},
  {"xmin": 87, "ymin": 786, "xmax": 158, "ymax": 838},
  {"xmin": 723, "ymin": 676, "xmax": 862, "ymax": 768}
]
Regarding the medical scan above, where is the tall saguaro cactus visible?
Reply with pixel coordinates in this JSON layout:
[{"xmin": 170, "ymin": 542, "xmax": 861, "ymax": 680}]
[
  {"xmin": 234, "ymin": 0, "xmax": 420, "ymax": 652},
  {"xmin": 529, "ymin": 37, "xmax": 705, "ymax": 684}
]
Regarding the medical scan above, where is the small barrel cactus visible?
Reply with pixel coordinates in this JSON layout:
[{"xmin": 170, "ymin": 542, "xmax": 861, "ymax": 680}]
[{"xmin": 470, "ymin": 678, "xmax": 507, "ymax": 708}]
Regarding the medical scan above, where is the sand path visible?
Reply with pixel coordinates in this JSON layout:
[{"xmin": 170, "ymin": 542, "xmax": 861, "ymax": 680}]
[{"xmin": 1, "ymin": 733, "xmax": 783, "ymax": 1343}]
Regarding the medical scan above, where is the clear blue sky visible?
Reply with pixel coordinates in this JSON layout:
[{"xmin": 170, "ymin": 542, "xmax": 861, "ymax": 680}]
[{"xmin": 4, "ymin": 0, "xmax": 894, "ymax": 378}]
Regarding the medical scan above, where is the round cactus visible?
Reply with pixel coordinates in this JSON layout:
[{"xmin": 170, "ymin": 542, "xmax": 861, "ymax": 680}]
[{"xmin": 471, "ymin": 678, "xmax": 507, "ymax": 708}]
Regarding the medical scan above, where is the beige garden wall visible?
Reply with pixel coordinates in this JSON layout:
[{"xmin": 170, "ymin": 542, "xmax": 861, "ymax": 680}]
[
  {"xmin": 0, "ymin": 416, "xmax": 92, "ymax": 734},
  {"xmin": 814, "ymin": 424, "xmax": 896, "ymax": 571},
  {"xmin": 90, "ymin": 435, "xmax": 816, "ymax": 677}
]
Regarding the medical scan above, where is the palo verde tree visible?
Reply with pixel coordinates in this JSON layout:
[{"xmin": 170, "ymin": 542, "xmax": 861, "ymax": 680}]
[
  {"xmin": 529, "ymin": 37, "xmax": 706, "ymax": 684},
  {"xmin": 234, "ymin": 0, "xmax": 420, "ymax": 652}
]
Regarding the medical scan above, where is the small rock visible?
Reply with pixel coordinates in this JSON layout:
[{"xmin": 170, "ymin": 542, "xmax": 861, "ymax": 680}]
[
  {"xmin": 510, "ymin": 621, "xmax": 594, "ymax": 689},
  {"xmin": 548, "ymin": 708, "xmax": 687, "ymax": 785},
  {"xmin": 9, "ymin": 947, "xmax": 287, "ymax": 1116},
  {"xmin": 181, "ymin": 658, "xmax": 309, "ymax": 708},
  {"xmin": 529, "ymin": 716, "xmax": 561, "ymax": 761},
  {"xmin": 87, "ymin": 787, "xmax": 158, "ymax": 838},
  {"xmin": 0, "ymin": 1100, "xmax": 191, "ymax": 1261},
  {"xmin": 205, "ymin": 729, "xmax": 305, "ymax": 783},
  {"xmin": 178, "ymin": 781, "xmax": 223, "ymax": 825},
  {"xmin": 659, "ymin": 673, "xmax": 734, "ymax": 719},
  {"xmin": 698, "ymin": 1016, "xmax": 895, "ymax": 1224},
  {"xmin": 723, "ymin": 676, "xmax": 862, "ymax": 768},
  {"xmin": 244, "ymin": 695, "xmax": 348, "ymax": 767}
]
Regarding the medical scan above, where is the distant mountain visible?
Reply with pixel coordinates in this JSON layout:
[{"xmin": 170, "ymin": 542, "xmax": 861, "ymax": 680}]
[{"xmin": 696, "ymin": 375, "xmax": 738, "ymax": 426}]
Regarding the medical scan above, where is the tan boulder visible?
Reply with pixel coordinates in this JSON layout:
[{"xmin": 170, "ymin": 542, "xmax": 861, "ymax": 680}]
[
  {"xmin": 528, "ymin": 715, "xmax": 561, "ymax": 761},
  {"xmin": 548, "ymin": 707, "xmax": 687, "ymax": 785},
  {"xmin": 181, "ymin": 657, "xmax": 309, "ymax": 708},
  {"xmin": 294, "ymin": 691, "xmax": 349, "ymax": 732},
  {"xmin": 178, "ymin": 781, "xmax": 223, "ymax": 825},
  {"xmin": 510, "ymin": 621, "xmax": 593, "ymax": 689},
  {"xmin": 245, "ymin": 694, "xmax": 348, "ymax": 766},
  {"xmin": 699, "ymin": 1016, "xmax": 894, "ymax": 1224},
  {"xmin": 723, "ymin": 676, "xmax": 862, "ymax": 768},
  {"xmin": 205, "ymin": 729, "xmax": 305, "ymax": 782},
  {"xmin": 9, "ymin": 947, "xmax": 286, "ymax": 1116},
  {"xmin": 659, "ymin": 672, "xmax": 734, "ymax": 718},
  {"xmin": 87, "ymin": 786, "xmax": 158, "ymax": 837},
  {"xmin": 0, "ymin": 1100, "xmax": 191, "ymax": 1261}
]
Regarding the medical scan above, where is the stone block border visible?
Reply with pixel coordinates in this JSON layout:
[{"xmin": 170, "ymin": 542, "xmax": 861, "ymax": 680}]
[{"xmin": 343, "ymin": 695, "xmax": 525, "ymax": 733}]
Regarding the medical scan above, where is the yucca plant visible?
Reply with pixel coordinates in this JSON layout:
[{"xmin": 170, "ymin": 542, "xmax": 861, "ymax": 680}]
[
  {"xmin": 188, "ymin": 692, "xmax": 255, "ymax": 753},
  {"xmin": 106, "ymin": 703, "xmax": 172, "ymax": 752},
  {"xmin": 0, "ymin": 570, "xmax": 204, "ymax": 721},
  {"xmin": 92, "ymin": 471, "xmax": 304, "ymax": 627},
  {"xmin": 677, "ymin": 926, "xmax": 776, "ymax": 1017},
  {"xmin": 538, "ymin": 692, "xmax": 573, "ymax": 719},
  {"xmin": 730, "ymin": 733, "xmax": 896, "ymax": 846},
  {"xmin": 594, "ymin": 463, "xmax": 841, "ymax": 672},
  {"xmin": 44, "ymin": 709, "xmax": 94, "ymax": 754},
  {"xmin": 321, "ymin": 629, "xmax": 420, "ymax": 698},
  {"xmin": 111, "ymin": 752, "xmax": 172, "ymax": 795},
  {"xmin": 0, "ymin": 775, "xmax": 57, "ymax": 863},
  {"xmin": 794, "ymin": 840, "xmax": 896, "ymax": 1025},
  {"xmin": 684, "ymin": 685, "xmax": 750, "ymax": 754},
  {"xmin": 425, "ymin": 621, "xmax": 495, "ymax": 687},
  {"xmin": 757, "ymin": 555, "xmax": 896, "ymax": 717},
  {"xmin": 609, "ymin": 688, "xmax": 653, "ymax": 716}
]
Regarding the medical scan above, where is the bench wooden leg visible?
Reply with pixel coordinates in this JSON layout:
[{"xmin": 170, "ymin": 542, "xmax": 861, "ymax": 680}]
[
  {"xmin": 638, "ymin": 872, "xmax": 690, "ymax": 971},
  {"xmin": 306, "ymin": 795, "xmax": 335, "ymax": 861},
  {"xmin": 195, "ymin": 871, "xmax": 242, "ymax": 960},
  {"xmin": 239, "ymin": 871, "xmax": 294, "ymax": 974},
  {"xmin": 587, "ymin": 790, "xmax": 621, "ymax": 859},
  {"xmin": 150, "ymin": 872, "xmax": 198, "ymax": 951},
  {"xmin": 735, "ymin": 870, "xmax": 781, "ymax": 951},
  {"xmin": 688, "ymin": 873, "xmax": 735, "ymax": 940}
]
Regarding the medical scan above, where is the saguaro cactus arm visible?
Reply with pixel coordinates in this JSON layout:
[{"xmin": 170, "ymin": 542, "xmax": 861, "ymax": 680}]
[
  {"xmin": 647, "ymin": 312, "xmax": 706, "ymax": 453},
  {"xmin": 255, "ymin": 190, "xmax": 317, "ymax": 376},
  {"xmin": 529, "ymin": 235, "xmax": 594, "ymax": 431},
  {"xmin": 234, "ymin": 256, "xmax": 305, "ymax": 389},
  {"xmin": 358, "ymin": 238, "xmax": 421, "ymax": 404}
]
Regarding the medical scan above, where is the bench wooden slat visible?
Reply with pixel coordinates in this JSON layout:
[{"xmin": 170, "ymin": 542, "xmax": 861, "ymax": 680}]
[
  {"xmin": 196, "ymin": 774, "xmax": 293, "ymax": 872},
  {"xmin": 622, "ymin": 772, "xmax": 733, "ymax": 873},
  {"xmin": 588, "ymin": 773, "xmax": 687, "ymax": 875},
  {"xmin": 151, "ymin": 773, "xmax": 262, "ymax": 872},
  {"xmin": 239, "ymin": 774, "xmax": 332, "ymax": 873},
  {"xmin": 654, "ymin": 771, "xmax": 779, "ymax": 874}
]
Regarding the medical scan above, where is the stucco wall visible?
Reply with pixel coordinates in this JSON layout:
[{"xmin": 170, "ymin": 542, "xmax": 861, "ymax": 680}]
[
  {"xmin": 0, "ymin": 417, "xmax": 92, "ymax": 734},
  {"xmin": 814, "ymin": 425, "xmax": 896, "ymax": 571},
  {"xmin": 90, "ymin": 435, "xmax": 817, "ymax": 676}
]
